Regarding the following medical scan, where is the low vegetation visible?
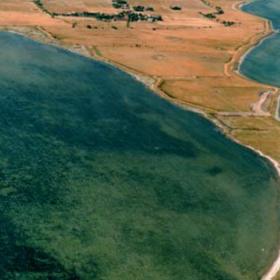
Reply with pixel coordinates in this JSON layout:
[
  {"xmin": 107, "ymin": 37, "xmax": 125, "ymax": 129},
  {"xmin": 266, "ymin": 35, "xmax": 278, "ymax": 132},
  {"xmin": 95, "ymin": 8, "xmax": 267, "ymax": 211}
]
[
  {"xmin": 170, "ymin": 5, "xmax": 182, "ymax": 11},
  {"xmin": 33, "ymin": 0, "xmax": 52, "ymax": 15},
  {"xmin": 53, "ymin": 11, "xmax": 162, "ymax": 23},
  {"xmin": 33, "ymin": 0, "xmax": 162, "ymax": 24},
  {"xmin": 199, "ymin": 5, "xmax": 235, "ymax": 26}
]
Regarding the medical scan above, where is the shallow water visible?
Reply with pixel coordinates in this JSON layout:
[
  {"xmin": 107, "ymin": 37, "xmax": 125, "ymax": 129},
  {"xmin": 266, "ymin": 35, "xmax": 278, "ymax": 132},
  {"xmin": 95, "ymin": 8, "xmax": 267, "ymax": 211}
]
[{"xmin": 0, "ymin": 32, "xmax": 279, "ymax": 279}]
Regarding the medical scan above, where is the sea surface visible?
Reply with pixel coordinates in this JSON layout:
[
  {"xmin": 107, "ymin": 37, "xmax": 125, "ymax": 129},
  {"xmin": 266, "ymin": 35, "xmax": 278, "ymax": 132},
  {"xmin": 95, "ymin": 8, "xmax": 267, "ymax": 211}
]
[
  {"xmin": 0, "ymin": 32, "xmax": 279, "ymax": 280},
  {"xmin": 241, "ymin": 0, "xmax": 280, "ymax": 117}
]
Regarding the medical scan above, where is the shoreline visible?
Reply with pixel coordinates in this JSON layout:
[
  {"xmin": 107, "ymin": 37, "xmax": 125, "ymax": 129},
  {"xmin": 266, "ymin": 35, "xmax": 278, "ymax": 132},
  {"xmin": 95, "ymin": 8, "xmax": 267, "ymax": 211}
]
[
  {"xmin": 2, "ymin": 1, "xmax": 280, "ymax": 278},
  {"xmin": 224, "ymin": 1, "xmax": 274, "ymax": 80},
  {"xmin": 236, "ymin": 2, "xmax": 280, "ymax": 280},
  {"xmin": 276, "ymin": 96, "xmax": 280, "ymax": 121}
]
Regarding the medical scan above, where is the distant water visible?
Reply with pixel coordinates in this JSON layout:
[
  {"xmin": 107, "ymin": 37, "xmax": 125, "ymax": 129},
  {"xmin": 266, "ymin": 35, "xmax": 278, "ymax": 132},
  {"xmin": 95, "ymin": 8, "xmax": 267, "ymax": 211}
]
[
  {"xmin": 0, "ymin": 32, "xmax": 279, "ymax": 279},
  {"xmin": 242, "ymin": 0, "xmax": 280, "ymax": 29},
  {"xmin": 241, "ymin": 0, "xmax": 280, "ymax": 116}
]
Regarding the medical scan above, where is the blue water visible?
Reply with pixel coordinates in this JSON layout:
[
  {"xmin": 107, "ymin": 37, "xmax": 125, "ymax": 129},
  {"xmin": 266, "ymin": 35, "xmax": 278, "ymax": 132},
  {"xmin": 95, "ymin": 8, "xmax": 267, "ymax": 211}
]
[
  {"xmin": 0, "ymin": 31, "xmax": 278, "ymax": 279},
  {"xmin": 241, "ymin": 0, "xmax": 280, "ymax": 118},
  {"xmin": 242, "ymin": 0, "xmax": 280, "ymax": 29}
]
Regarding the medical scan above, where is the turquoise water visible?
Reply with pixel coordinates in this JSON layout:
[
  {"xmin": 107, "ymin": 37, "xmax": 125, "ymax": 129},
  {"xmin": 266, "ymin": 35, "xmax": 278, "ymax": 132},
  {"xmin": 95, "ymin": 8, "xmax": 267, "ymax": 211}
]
[{"xmin": 0, "ymin": 31, "xmax": 279, "ymax": 279}]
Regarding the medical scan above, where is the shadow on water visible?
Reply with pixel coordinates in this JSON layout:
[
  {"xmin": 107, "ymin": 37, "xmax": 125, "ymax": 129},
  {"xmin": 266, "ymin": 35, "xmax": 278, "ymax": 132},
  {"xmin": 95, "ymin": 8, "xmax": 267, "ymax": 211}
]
[{"xmin": 0, "ymin": 216, "xmax": 80, "ymax": 279}]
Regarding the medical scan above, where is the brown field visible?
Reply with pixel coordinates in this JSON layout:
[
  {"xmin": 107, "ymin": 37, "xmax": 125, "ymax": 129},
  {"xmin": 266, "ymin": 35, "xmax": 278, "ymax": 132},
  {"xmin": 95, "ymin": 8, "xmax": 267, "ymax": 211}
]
[{"xmin": 0, "ymin": 0, "xmax": 279, "ymax": 167}]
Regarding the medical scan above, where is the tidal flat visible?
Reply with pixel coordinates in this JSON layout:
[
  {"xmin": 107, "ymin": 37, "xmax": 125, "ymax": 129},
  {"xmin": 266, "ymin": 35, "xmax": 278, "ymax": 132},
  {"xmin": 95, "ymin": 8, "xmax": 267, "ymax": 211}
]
[{"xmin": 0, "ymin": 32, "xmax": 279, "ymax": 279}]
